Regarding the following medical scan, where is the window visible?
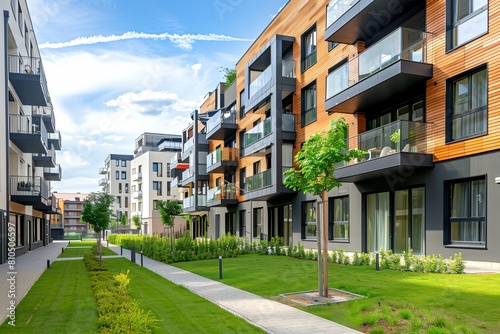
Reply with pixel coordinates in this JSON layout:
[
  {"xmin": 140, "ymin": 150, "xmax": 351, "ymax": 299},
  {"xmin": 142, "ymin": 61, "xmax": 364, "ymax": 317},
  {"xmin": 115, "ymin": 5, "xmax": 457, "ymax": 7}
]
[
  {"xmin": 121, "ymin": 171, "xmax": 126, "ymax": 180},
  {"xmin": 446, "ymin": 67, "xmax": 487, "ymax": 142},
  {"xmin": 116, "ymin": 160, "xmax": 120, "ymax": 167},
  {"xmin": 301, "ymin": 25, "xmax": 317, "ymax": 71},
  {"xmin": 153, "ymin": 162, "xmax": 163, "ymax": 177},
  {"xmin": 239, "ymin": 167, "xmax": 246, "ymax": 195},
  {"xmin": 116, "ymin": 196, "xmax": 121, "ymax": 208},
  {"xmin": 239, "ymin": 210, "xmax": 246, "ymax": 238},
  {"xmin": 301, "ymin": 82, "xmax": 317, "ymax": 126},
  {"xmin": 302, "ymin": 201, "xmax": 317, "ymax": 240},
  {"xmin": 125, "ymin": 183, "xmax": 129, "ymax": 193},
  {"xmin": 153, "ymin": 200, "xmax": 158, "ymax": 210},
  {"xmin": 124, "ymin": 197, "xmax": 128, "ymax": 208},
  {"xmin": 115, "ymin": 171, "xmax": 119, "ymax": 180},
  {"xmin": 253, "ymin": 208, "xmax": 263, "ymax": 238},
  {"xmin": 239, "ymin": 90, "xmax": 246, "ymax": 119},
  {"xmin": 18, "ymin": 5, "xmax": 22, "ymax": 32},
  {"xmin": 329, "ymin": 197, "xmax": 349, "ymax": 241},
  {"xmin": 122, "ymin": 160, "xmax": 127, "ymax": 167},
  {"xmin": 166, "ymin": 163, "xmax": 171, "ymax": 177},
  {"xmin": 446, "ymin": 177, "xmax": 486, "ymax": 247},
  {"xmin": 167, "ymin": 181, "xmax": 171, "ymax": 196},
  {"xmin": 153, "ymin": 181, "xmax": 162, "ymax": 195},
  {"xmin": 447, "ymin": 0, "xmax": 488, "ymax": 50},
  {"xmin": 328, "ymin": 41, "xmax": 338, "ymax": 51},
  {"xmin": 118, "ymin": 183, "xmax": 122, "ymax": 193}
]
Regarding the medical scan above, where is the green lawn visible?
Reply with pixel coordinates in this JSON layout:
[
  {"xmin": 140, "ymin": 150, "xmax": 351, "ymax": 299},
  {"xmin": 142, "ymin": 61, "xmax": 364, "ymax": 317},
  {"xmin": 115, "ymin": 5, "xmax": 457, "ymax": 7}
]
[
  {"xmin": 0, "ymin": 261, "xmax": 98, "ymax": 333},
  {"xmin": 58, "ymin": 246, "xmax": 116, "ymax": 258},
  {"xmin": 105, "ymin": 258, "xmax": 266, "ymax": 333},
  {"xmin": 172, "ymin": 253, "xmax": 500, "ymax": 333},
  {"xmin": 66, "ymin": 240, "xmax": 98, "ymax": 247}
]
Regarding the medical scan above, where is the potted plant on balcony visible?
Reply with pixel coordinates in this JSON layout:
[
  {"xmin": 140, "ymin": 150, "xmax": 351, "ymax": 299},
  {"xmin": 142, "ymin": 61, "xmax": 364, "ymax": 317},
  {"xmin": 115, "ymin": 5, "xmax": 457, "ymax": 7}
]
[{"xmin": 390, "ymin": 129, "xmax": 400, "ymax": 152}]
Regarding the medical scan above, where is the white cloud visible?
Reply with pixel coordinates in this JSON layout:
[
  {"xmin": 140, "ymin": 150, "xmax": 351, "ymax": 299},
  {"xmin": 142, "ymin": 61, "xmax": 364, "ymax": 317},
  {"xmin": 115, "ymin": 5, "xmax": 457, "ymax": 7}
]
[
  {"xmin": 53, "ymin": 176, "xmax": 100, "ymax": 194},
  {"xmin": 103, "ymin": 135, "xmax": 125, "ymax": 141},
  {"xmin": 39, "ymin": 31, "xmax": 254, "ymax": 50},
  {"xmin": 59, "ymin": 151, "xmax": 91, "ymax": 169}
]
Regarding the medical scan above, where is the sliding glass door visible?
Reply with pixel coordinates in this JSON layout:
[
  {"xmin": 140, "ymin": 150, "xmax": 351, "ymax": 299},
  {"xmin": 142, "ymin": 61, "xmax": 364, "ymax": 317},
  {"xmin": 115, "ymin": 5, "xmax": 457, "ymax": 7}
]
[{"xmin": 367, "ymin": 192, "xmax": 390, "ymax": 252}]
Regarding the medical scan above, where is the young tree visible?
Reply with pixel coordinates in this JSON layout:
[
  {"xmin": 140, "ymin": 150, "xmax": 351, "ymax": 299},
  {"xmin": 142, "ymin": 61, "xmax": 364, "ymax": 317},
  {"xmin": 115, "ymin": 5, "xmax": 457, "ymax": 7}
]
[
  {"xmin": 132, "ymin": 215, "xmax": 141, "ymax": 232},
  {"xmin": 156, "ymin": 200, "xmax": 183, "ymax": 256},
  {"xmin": 80, "ymin": 192, "xmax": 115, "ymax": 265},
  {"xmin": 120, "ymin": 213, "xmax": 127, "ymax": 227},
  {"xmin": 283, "ymin": 118, "xmax": 365, "ymax": 297}
]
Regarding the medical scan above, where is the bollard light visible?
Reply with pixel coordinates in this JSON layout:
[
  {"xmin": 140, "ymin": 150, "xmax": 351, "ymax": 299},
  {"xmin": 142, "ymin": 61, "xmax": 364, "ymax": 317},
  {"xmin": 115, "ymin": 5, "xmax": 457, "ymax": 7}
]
[
  {"xmin": 47, "ymin": 258, "xmax": 50, "ymax": 269},
  {"xmin": 376, "ymin": 252, "xmax": 380, "ymax": 271},
  {"xmin": 218, "ymin": 256, "xmax": 223, "ymax": 279}
]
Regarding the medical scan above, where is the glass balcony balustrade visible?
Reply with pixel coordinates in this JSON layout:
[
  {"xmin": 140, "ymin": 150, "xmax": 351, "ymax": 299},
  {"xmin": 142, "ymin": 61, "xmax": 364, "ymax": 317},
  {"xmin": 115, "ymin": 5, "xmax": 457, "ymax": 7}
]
[
  {"xmin": 342, "ymin": 120, "xmax": 433, "ymax": 165},
  {"xmin": 326, "ymin": 27, "xmax": 428, "ymax": 100},
  {"xmin": 326, "ymin": 0, "xmax": 360, "ymax": 28},
  {"xmin": 249, "ymin": 65, "xmax": 272, "ymax": 98},
  {"xmin": 183, "ymin": 137, "xmax": 194, "ymax": 152},
  {"xmin": 207, "ymin": 183, "xmax": 237, "ymax": 202},
  {"xmin": 244, "ymin": 118, "xmax": 272, "ymax": 148},
  {"xmin": 245, "ymin": 169, "xmax": 272, "ymax": 192},
  {"xmin": 206, "ymin": 109, "xmax": 237, "ymax": 134},
  {"xmin": 207, "ymin": 147, "xmax": 237, "ymax": 169}
]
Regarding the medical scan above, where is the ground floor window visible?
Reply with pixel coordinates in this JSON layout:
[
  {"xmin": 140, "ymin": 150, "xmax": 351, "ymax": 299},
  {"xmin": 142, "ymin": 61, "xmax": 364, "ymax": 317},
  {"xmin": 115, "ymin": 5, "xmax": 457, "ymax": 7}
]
[
  {"xmin": 225, "ymin": 212, "xmax": 236, "ymax": 236},
  {"xmin": 253, "ymin": 208, "xmax": 263, "ymax": 238},
  {"xmin": 366, "ymin": 187, "xmax": 425, "ymax": 254},
  {"xmin": 302, "ymin": 201, "xmax": 317, "ymax": 240},
  {"xmin": 446, "ymin": 177, "xmax": 485, "ymax": 247},
  {"xmin": 239, "ymin": 210, "xmax": 246, "ymax": 238},
  {"xmin": 268, "ymin": 204, "xmax": 293, "ymax": 246},
  {"xmin": 329, "ymin": 196, "xmax": 349, "ymax": 241}
]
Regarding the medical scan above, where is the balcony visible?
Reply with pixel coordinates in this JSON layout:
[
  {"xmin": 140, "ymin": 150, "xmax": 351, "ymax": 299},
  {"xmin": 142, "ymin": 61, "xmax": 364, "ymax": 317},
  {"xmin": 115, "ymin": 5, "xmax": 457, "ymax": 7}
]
[
  {"xmin": 325, "ymin": 0, "xmax": 422, "ymax": 44},
  {"xmin": 334, "ymin": 120, "xmax": 434, "ymax": 182},
  {"xmin": 98, "ymin": 178, "xmax": 108, "ymax": 187},
  {"xmin": 98, "ymin": 167, "xmax": 108, "ymax": 175},
  {"xmin": 205, "ymin": 109, "xmax": 238, "ymax": 140},
  {"xmin": 44, "ymin": 165, "xmax": 62, "ymax": 181},
  {"xmin": 8, "ymin": 55, "xmax": 49, "ymax": 106},
  {"xmin": 48, "ymin": 131, "xmax": 62, "ymax": 150},
  {"xmin": 32, "ymin": 105, "xmax": 56, "ymax": 133},
  {"xmin": 170, "ymin": 152, "xmax": 189, "ymax": 170},
  {"xmin": 181, "ymin": 164, "xmax": 208, "ymax": 187},
  {"xmin": 158, "ymin": 139, "xmax": 182, "ymax": 152},
  {"xmin": 182, "ymin": 194, "xmax": 208, "ymax": 213},
  {"xmin": 183, "ymin": 137, "xmax": 194, "ymax": 153},
  {"xmin": 207, "ymin": 183, "xmax": 238, "ymax": 207},
  {"xmin": 9, "ymin": 114, "xmax": 48, "ymax": 154},
  {"xmin": 246, "ymin": 169, "xmax": 272, "ymax": 193},
  {"xmin": 133, "ymin": 191, "xmax": 142, "ymax": 199},
  {"xmin": 132, "ymin": 172, "xmax": 142, "ymax": 181},
  {"xmin": 33, "ymin": 144, "xmax": 56, "ymax": 167},
  {"xmin": 206, "ymin": 147, "xmax": 238, "ymax": 174},
  {"xmin": 250, "ymin": 65, "xmax": 272, "ymax": 99},
  {"xmin": 36, "ymin": 195, "xmax": 61, "ymax": 214},
  {"xmin": 325, "ymin": 28, "xmax": 433, "ymax": 114},
  {"xmin": 244, "ymin": 117, "xmax": 271, "ymax": 148},
  {"xmin": 171, "ymin": 176, "xmax": 180, "ymax": 190},
  {"xmin": 10, "ymin": 175, "xmax": 50, "ymax": 207}
]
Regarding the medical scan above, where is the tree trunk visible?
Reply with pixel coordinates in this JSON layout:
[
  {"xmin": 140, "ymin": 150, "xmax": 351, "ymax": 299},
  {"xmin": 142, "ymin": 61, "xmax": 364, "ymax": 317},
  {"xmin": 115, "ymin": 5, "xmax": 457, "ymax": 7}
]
[
  {"xmin": 322, "ymin": 190, "xmax": 329, "ymax": 297},
  {"xmin": 98, "ymin": 234, "xmax": 103, "ymax": 266}
]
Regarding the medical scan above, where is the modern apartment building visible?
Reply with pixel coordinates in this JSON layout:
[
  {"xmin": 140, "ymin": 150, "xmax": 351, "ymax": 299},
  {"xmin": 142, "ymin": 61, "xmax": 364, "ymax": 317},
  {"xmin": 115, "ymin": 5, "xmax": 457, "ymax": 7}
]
[
  {"xmin": 50, "ymin": 193, "xmax": 89, "ymax": 238},
  {"xmin": 98, "ymin": 154, "xmax": 133, "ymax": 228},
  {"xmin": 178, "ymin": 0, "xmax": 500, "ymax": 265},
  {"xmin": 0, "ymin": 0, "xmax": 62, "ymax": 263},
  {"xmin": 131, "ymin": 132, "xmax": 186, "ymax": 236}
]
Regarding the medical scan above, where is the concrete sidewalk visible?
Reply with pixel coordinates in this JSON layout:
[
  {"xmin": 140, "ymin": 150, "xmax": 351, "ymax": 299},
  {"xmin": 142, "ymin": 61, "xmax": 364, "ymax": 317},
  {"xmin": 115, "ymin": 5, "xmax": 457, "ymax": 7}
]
[
  {"xmin": 0, "ymin": 241, "xmax": 68, "ymax": 324},
  {"xmin": 108, "ymin": 244, "xmax": 361, "ymax": 334}
]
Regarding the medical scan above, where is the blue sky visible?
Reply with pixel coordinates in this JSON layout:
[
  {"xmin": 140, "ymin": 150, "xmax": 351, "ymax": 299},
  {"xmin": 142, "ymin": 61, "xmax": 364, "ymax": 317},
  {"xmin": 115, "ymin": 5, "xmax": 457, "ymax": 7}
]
[{"xmin": 27, "ymin": 0, "xmax": 289, "ymax": 193}]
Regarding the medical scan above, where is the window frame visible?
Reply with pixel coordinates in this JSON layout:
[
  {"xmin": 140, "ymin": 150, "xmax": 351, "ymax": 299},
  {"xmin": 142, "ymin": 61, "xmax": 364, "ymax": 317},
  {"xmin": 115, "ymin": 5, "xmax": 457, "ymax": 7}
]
[
  {"xmin": 301, "ymin": 24, "xmax": 317, "ymax": 72},
  {"xmin": 444, "ymin": 176, "xmax": 486, "ymax": 248},
  {"xmin": 446, "ymin": 0, "xmax": 488, "ymax": 51},
  {"xmin": 302, "ymin": 200, "xmax": 317, "ymax": 240},
  {"xmin": 328, "ymin": 196, "xmax": 350, "ymax": 242},
  {"xmin": 446, "ymin": 65, "xmax": 488, "ymax": 143},
  {"xmin": 301, "ymin": 81, "xmax": 317, "ymax": 127}
]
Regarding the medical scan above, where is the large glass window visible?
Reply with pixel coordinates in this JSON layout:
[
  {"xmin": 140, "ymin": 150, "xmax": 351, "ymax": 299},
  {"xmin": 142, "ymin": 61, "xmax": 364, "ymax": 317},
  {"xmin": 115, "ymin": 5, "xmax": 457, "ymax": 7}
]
[
  {"xmin": 447, "ymin": 67, "xmax": 487, "ymax": 142},
  {"xmin": 302, "ymin": 201, "xmax": 317, "ymax": 240},
  {"xmin": 367, "ymin": 192, "xmax": 390, "ymax": 252},
  {"xmin": 153, "ymin": 181, "xmax": 162, "ymax": 196},
  {"xmin": 447, "ymin": 0, "xmax": 488, "ymax": 50},
  {"xmin": 447, "ymin": 178, "xmax": 486, "ymax": 247},
  {"xmin": 253, "ymin": 207, "xmax": 263, "ymax": 238},
  {"xmin": 301, "ymin": 82, "xmax": 317, "ymax": 126},
  {"xmin": 301, "ymin": 25, "xmax": 317, "ymax": 71},
  {"xmin": 153, "ymin": 162, "xmax": 163, "ymax": 177},
  {"xmin": 329, "ymin": 197, "xmax": 349, "ymax": 241}
]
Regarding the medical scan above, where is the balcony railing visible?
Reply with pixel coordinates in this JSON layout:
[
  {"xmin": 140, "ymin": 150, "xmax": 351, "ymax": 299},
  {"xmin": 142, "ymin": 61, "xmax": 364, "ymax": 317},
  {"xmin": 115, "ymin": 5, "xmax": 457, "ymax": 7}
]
[
  {"xmin": 9, "ymin": 114, "xmax": 48, "ymax": 136},
  {"xmin": 244, "ymin": 117, "xmax": 272, "ymax": 148},
  {"xmin": 183, "ymin": 194, "xmax": 207, "ymax": 208},
  {"xmin": 99, "ymin": 167, "xmax": 108, "ymax": 174},
  {"xmin": 282, "ymin": 113, "xmax": 296, "ymax": 132},
  {"xmin": 207, "ymin": 147, "xmax": 237, "ymax": 169},
  {"xmin": 98, "ymin": 178, "xmax": 108, "ymax": 186},
  {"xmin": 206, "ymin": 109, "xmax": 237, "ymax": 134},
  {"xmin": 282, "ymin": 60, "xmax": 296, "ymax": 78},
  {"xmin": 132, "ymin": 191, "xmax": 142, "ymax": 199},
  {"xmin": 158, "ymin": 140, "xmax": 182, "ymax": 151},
  {"xmin": 10, "ymin": 175, "xmax": 49, "ymax": 198},
  {"xmin": 32, "ymin": 105, "xmax": 55, "ymax": 132},
  {"xmin": 183, "ymin": 137, "xmax": 194, "ymax": 152},
  {"xmin": 8, "ymin": 55, "xmax": 49, "ymax": 99},
  {"xmin": 171, "ymin": 176, "xmax": 180, "ymax": 189},
  {"xmin": 249, "ymin": 65, "xmax": 272, "ymax": 98},
  {"xmin": 344, "ymin": 120, "xmax": 433, "ymax": 164},
  {"xmin": 326, "ymin": 27, "xmax": 429, "ymax": 100},
  {"xmin": 207, "ymin": 183, "xmax": 237, "ymax": 202},
  {"xmin": 132, "ymin": 172, "xmax": 142, "ymax": 181},
  {"xmin": 326, "ymin": 0, "xmax": 359, "ymax": 29},
  {"xmin": 246, "ymin": 169, "xmax": 272, "ymax": 192},
  {"xmin": 182, "ymin": 168, "xmax": 194, "ymax": 181}
]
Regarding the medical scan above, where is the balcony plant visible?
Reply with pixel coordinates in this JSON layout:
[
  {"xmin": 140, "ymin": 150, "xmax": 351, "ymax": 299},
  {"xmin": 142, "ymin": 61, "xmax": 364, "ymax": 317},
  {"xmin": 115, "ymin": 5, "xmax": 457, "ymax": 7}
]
[{"xmin": 390, "ymin": 129, "xmax": 400, "ymax": 151}]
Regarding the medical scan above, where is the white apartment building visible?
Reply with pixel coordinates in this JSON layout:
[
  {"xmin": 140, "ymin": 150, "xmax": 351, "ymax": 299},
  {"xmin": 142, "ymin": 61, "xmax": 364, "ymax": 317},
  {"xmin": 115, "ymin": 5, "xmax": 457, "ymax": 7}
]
[
  {"xmin": 98, "ymin": 154, "xmax": 133, "ymax": 228},
  {"xmin": 0, "ymin": 0, "xmax": 62, "ymax": 263},
  {"xmin": 130, "ymin": 133, "xmax": 187, "ymax": 236}
]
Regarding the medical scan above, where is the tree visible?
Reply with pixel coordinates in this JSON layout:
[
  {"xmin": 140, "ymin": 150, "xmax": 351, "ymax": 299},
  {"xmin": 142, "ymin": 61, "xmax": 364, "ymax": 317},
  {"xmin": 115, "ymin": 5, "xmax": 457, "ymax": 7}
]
[
  {"xmin": 132, "ymin": 215, "xmax": 141, "ymax": 231},
  {"xmin": 120, "ymin": 213, "xmax": 127, "ymax": 227},
  {"xmin": 80, "ymin": 192, "xmax": 115, "ymax": 265},
  {"xmin": 219, "ymin": 66, "xmax": 236, "ymax": 87},
  {"xmin": 283, "ymin": 118, "xmax": 365, "ymax": 297},
  {"xmin": 156, "ymin": 200, "xmax": 183, "ymax": 256}
]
